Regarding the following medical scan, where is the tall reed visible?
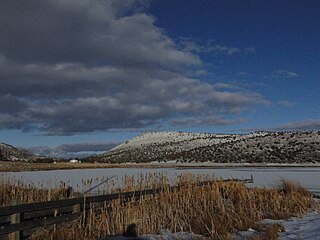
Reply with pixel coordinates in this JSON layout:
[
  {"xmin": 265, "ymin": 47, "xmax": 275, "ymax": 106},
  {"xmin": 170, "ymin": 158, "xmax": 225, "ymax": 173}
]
[
  {"xmin": 0, "ymin": 178, "xmax": 73, "ymax": 206},
  {"xmin": 27, "ymin": 175, "xmax": 315, "ymax": 240}
]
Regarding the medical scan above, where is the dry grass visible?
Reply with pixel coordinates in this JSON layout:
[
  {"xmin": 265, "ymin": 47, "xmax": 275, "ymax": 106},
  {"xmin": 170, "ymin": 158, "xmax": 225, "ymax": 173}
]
[
  {"xmin": 22, "ymin": 175, "xmax": 315, "ymax": 240},
  {"xmin": 0, "ymin": 161, "xmax": 126, "ymax": 172},
  {"xmin": 0, "ymin": 174, "xmax": 315, "ymax": 239},
  {"xmin": 1, "ymin": 161, "xmax": 320, "ymax": 173},
  {"xmin": 0, "ymin": 178, "xmax": 74, "ymax": 206},
  {"xmin": 250, "ymin": 223, "xmax": 285, "ymax": 240},
  {"xmin": 0, "ymin": 172, "xmax": 171, "ymax": 206}
]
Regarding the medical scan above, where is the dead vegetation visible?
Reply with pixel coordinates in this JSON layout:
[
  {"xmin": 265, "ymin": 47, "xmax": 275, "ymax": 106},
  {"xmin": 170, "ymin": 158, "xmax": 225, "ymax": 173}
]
[
  {"xmin": 2, "ymin": 174, "xmax": 312, "ymax": 240},
  {"xmin": 0, "ymin": 178, "xmax": 74, "ymax": 206}
]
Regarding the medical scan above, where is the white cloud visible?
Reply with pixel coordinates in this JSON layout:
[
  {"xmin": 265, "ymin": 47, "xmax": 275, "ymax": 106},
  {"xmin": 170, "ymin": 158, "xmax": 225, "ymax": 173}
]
[
  {"xmin": 178, "ymin": 39, "xmax": 255, "ymax": 56},
  {"xmin": 272, "ymin": 69, "xmax": 299, "ymax": 78},
  {"xmin": 207, "ymin": 45, "xmax": 241, "ymax": 55},
  {"xmin": 278, "ymin": 101, "xmax": 296, "ymax": 107}
]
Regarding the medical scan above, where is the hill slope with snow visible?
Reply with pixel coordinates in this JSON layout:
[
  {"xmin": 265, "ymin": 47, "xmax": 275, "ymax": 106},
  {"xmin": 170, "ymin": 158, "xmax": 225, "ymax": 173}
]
[
  {"xmin": 87, "ymin": 131, "xmax": 320, "ymax": 164},
  {"xmin": 0, "ymin": 143, "xmax": 37, "ymax": 162}
]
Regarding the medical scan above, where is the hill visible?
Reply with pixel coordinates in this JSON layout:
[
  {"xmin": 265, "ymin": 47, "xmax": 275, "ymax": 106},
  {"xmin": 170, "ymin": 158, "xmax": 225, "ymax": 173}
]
[
  {"xmin": 86, "ymin": 131, "xmax": 320, "ymax": 164},
  {"xmin": 0, "ymin": 143, "xmax": 37, "ymax": 162}
]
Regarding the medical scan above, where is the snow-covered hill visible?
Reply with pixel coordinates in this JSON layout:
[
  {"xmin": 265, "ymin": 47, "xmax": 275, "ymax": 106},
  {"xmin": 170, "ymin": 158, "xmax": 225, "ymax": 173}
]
[
  {"xmin": 0, "ymin": 142, "xmax": 37, "ymax": 162},
  {"xmin": 111, "ymin": 131, "xmax": 270, "ymax": 152},
  {"xmin": 111, "ymin": 131, "xmax": 237, "ymax": 151},
  {"xmin": 86, "ymin": 131, "xmax": 320, "ymax": 164}
]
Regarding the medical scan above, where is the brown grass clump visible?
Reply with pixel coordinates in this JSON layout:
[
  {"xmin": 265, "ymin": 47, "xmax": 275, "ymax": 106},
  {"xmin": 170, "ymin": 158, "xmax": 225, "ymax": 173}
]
[
  {"xmin": 29, "ymin": 225, "xmax": 84, "ymax": 240},
  {"xmin": 280, "ymin": 179, "xmax": 312, "ymax": 197},
  {"xmin": 27, "ymin": 175, "xmax": 315, "ymax": 240},
  {"xmin": 0, "ymin": 161, "xmax": 125, "ymax": 172},
  {"xmin": 0, "ymin": 172, "xmax": 170, "ymax": 206},
  {"xmin": 0, "ymin": 179, "xmax": 73, "ymax": 206},
  {"xmin": 250, "ymin": 223, "xmax": 284, "ymax": 240}
]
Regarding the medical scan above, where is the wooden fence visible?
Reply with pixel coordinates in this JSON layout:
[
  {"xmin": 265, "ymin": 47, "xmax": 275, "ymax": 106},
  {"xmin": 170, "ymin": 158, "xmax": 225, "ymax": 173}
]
[
  {"xmin": 0, "ymin": 188, "xmax": 165, "ymax": 240},
  {"xmin": 0, "ymin": 177, "xmax": 254, "ymax": 240}
]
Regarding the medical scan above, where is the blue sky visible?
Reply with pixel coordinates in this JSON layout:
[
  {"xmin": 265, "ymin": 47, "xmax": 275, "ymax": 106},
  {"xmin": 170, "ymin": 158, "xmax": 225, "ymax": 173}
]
[{"xmin": 0, "ymin": 0, "xmax": 319, "ymax": 157}]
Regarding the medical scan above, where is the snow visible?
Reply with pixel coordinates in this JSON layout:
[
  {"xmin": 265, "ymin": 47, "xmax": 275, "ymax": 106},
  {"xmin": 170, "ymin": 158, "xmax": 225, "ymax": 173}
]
[
  {"xmin": 235, "ymin": 211, "xmax": 320, "ymax": 240},
  {"xmin": 272, "ymin": 212, "xmax": 320, "ymax": 240},
  {"xmin": 110, "ymin": 131, "xmax": 269, "ymax": 152},
  {"xmin": 100, "ymin": 212, "xmax": 320, "ymax": 239},
  {"xmin": 111, "ymin": 131, "xmax": 221, "ymax": 150}
]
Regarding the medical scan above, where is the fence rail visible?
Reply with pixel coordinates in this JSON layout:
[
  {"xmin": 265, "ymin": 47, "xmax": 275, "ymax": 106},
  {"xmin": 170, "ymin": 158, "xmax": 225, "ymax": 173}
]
[
  {"xmin": 0, "ymin": 188, "xmax": 164, "ymax": 239},
  {"xmin": 0, "ymin": 176, "xmax": 253, "ymax": 239}
]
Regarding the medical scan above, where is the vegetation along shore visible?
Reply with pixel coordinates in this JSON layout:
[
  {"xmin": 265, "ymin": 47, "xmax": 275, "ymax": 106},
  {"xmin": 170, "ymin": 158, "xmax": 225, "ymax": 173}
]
[{"xmin": 0, "ymin": 174, "xmax": 318, "ymax": 239}]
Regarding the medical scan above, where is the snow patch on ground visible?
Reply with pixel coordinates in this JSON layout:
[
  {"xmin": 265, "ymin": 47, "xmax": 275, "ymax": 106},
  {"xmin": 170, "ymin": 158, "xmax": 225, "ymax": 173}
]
[
  {"xmin": 235, "ymin": 211, "xmax": 320, "ymax": 240},
  {"xmin": 272, "ymin": 212, "xmax": 320, "ymax": 240},
  {"xmin": 101, "ymin": 211, "xmax": 320, "ymax": 240}
]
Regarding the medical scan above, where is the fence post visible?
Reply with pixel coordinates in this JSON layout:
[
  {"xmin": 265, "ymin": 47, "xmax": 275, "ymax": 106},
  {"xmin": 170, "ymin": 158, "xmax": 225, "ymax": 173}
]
[
  {"xmin": 9, "ymin": 200, "xmax": 22, "ymax": 240},
  {"xmin": 73, "ymin": 204, "xmax": 81, "ymax": 213}
]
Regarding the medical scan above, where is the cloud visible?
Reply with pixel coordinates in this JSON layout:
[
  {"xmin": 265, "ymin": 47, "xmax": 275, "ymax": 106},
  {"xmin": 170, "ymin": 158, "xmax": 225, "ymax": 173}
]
[
  {"xmin": 179, "ymin": 40, "xmax": 203, "ymax": 53},
  {"xmin": 207, "ymin": 45, "xmax": 241, "ymax": 55},
  {"xmin": 205, "ymin": 91, "xmax": 269, "ymax": 114},
  {"xmin": 278, "ymin": 100, "xmax": 296, "ymax": 107},
  {"xmin": 28, "ymin": 142, "xmax": 119, "ymax": 158},
  {"xmin": 244, "ymin": 47, "xmax": 256, "ymax": 54},
  {"xmin": 274, "ymin": 119, "xmax": 320, "ymax": 131},
  {"xmin": 0, "ymin": 0, "xmax": 267, "ymax": 135},
  {"xmin": 237, "ymin": 71, "xmax": 248, "ymax": 76},
  {"xmin": 0, "ymin": 94, "xmax": 27, "ymax": 114},
  {"xmin": 212, "ymin": 82, "xmax": 240, "ymax": 90},
  {"xmin": 178, "ymin": 39, "xmax": 255, "ymax": 56},
  {"xmin": 272, "ymin": 69, "xmax": 299, "ymax": 78},
  {"xmin": 169, "ymin": 116, "xmax": 245, "ymax": 127}
]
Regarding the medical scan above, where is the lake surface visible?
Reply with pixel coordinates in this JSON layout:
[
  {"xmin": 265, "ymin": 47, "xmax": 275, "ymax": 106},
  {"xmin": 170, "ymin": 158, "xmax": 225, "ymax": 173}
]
[{"xmin": 0, "ymin": 167, "xmax": 319, "ymax": 194}]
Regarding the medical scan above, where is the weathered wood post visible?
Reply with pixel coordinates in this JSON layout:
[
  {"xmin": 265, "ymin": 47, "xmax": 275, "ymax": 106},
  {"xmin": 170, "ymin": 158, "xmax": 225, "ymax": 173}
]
[
  {"xmin": 9, "ymin": 200, "xmax": 23, "ymax": 240},
  {"xmin": 73, "ymin": 203, "xmax": 81, "ymax": 213}
]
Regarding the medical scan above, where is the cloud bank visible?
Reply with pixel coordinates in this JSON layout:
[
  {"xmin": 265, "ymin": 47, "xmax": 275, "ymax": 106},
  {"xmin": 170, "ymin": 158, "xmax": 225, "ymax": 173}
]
[
  {"xmin": 274, "ymin": 119, "xmax": 320, "ymax": 131},
  {"xmin": 0, "ymin": 0, "xmax": 267, "ymax": 135},
  {"xmin": 28, "ymin": 142, "xmax": 119, "ymax": 158}
]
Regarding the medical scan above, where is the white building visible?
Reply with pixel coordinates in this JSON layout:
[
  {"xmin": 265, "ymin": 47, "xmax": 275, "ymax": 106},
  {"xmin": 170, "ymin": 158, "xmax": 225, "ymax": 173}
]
[{"xmin": 69, "ymin": 159, "xmax": 79, "ymax": 163}]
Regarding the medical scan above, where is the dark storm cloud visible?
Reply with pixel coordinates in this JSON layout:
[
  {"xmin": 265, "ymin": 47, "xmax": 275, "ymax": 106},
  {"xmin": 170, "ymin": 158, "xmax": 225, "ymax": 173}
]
[
  {"xmin": 0, "ymin": 94, "xmax": 31, "ymax": 129},
  {"xmin": 0, "ymin": 0, "xmax": 267, "ymax": 135},
  {"xmin": 0, "ymin": 0, "xmax": 198, "ymax": 67},
  {"xmin": 0, "ymin": 94, "xmax": 27, "ymax": 114}
]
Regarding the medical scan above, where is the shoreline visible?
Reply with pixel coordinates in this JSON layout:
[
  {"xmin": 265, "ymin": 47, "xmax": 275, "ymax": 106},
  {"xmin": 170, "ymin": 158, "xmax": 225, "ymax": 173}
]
[{"xmin": 1, "ymin": 161, "xmax": 320, "ymax": 172}]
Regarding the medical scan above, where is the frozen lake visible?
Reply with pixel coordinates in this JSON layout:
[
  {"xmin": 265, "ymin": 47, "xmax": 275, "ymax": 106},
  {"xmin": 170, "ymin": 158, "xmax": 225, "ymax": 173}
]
[{"xmin": 0, "ymin": 167, "xmax": 319, "ymax": 194}]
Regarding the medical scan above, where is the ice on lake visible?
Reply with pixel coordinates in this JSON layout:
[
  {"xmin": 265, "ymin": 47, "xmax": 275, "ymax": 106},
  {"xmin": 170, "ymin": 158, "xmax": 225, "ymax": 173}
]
[{"xmin": 1, "ymin": 167, "xmax": 319, "ymax": 194}]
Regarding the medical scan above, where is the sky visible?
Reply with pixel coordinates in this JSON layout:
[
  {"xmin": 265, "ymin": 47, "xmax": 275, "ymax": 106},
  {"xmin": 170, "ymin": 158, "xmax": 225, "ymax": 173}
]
[{"xmin": 0, "ymin": 0, "xmax": 319, "ymax": 157}]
